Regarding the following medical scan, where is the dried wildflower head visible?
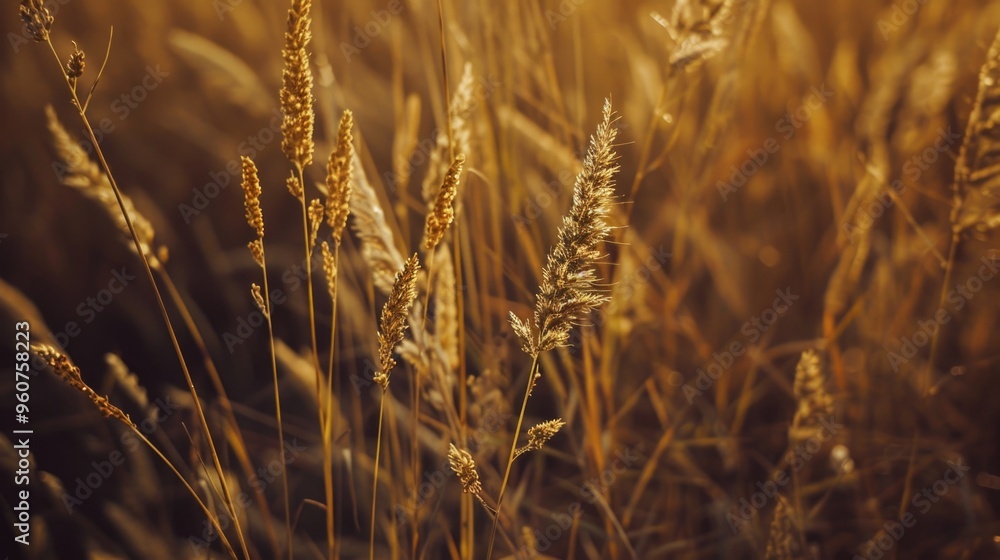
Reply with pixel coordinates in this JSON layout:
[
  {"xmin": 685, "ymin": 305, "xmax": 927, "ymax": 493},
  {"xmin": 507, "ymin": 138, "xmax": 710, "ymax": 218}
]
[
  {"xmin": 374, "ymin": 254, "xmax": 421, "ymax": 388},
  {"xmin": 19, "ymin": 0, "xmax": 54, "ymax": 43},
  {"xmin": 325, "ymin": 110, "xmax": 354, "ymax": 244},
  {"xmin": 308, "ymin": 198, "xmax": 323, "ymax": 251},
  {"xmin": 447, "ymin": 444, "xmax": 483, "ymax": 497},
  {"xmin": 280, "ymin": 0, "xmax": 315, "ymax": 170},
  {"xmin": 790, "ymin": 350, "xmax": 834, "ymax": 441},
  {"xmin": 423, "ymin": 154, "xmax": 465, "ymax": 252},
  {"xmin": 240, "ymin": 156, "xmax": 264, "ymax": 239},
  {"xmin": 511, "ymin": 99, "xmax": 619, "ymax": 356},
  {"xmin": 33, "ymin": 344, "xmax": 134, "ymax": 428},
  {"xmin": 67, "ymin": 42, "xmax": 85, "ymax": 83},
  {"xmin": 516, "ymin": 418, "xmax": 566, "ymax": 458}
]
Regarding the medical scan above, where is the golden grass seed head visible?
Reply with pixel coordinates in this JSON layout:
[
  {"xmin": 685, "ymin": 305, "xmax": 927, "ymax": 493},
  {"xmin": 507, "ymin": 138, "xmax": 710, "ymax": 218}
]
[
  {"xmin": 447, "ymin": 444, "xmax": 483, "ymax": 496},
  {"xmin": 423, "ymin": 154, "xmax": 465, "ymax": 252},
  {"xmin": 375, "ymin": 254, "xmax": 421, "ymax": 388},
  {"xmin": 516, "ymin": 418, "xmax": 566, "ymax": 458},
  {"xmin": 790, "ymin": 350, "xmax": 834, "ymax": 441},
  {"xmin": 764, "ymin": 496, "xmax": 804, "ymax": 560},
  {"xmin": 321, "ymin": 241, "xmax": 336, "ymax": 299},
  {"xmin": 240, "ymin": 156, "xmax": 264, "ymax": 239},
  {"xmin": 33, "ymin": 344, "xmax": 134, "ymax": 428},
  {"xmin": 248, "ymin": 240, "xmax": 264, "ymax": 267},
  {"xmin": 19, "ymin": 0, "xmax": 53, "ymax": 42},
  {"xmin": 280, "ymin": 0, "xmax": 315, "ymax": 170},
  {"xmin": 326, "ymin": 110, "xmax": 354, "ymax": 244},
  {"xmin": 530, "ymin": 99, "xmax": 620, "ymax": 354}
]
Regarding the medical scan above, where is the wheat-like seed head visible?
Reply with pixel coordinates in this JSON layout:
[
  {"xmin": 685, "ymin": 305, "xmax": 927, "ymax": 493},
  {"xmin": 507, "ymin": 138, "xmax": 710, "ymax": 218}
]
[
  {"xmin": 790, "ymin": 350, "xmax": 834, "ymax": 441},
  {"xmin": 280, "ymin": 0, "xmax": 315, "ymax": 172},
  {"xmin": 321, "ymin": 241, "xmax": 336, "ymax": 299},
  {"xmin": 326, "ymin": 110, "xmax": 354, "ymax": 244},
  {"xmin": 447, "ymin": 444, "xmax": 483, "ymax": 497},
  {"xmin": 248, "ymin": 240, "xmax": 264, "ymax": 268},
  {"xmin": 511, "ymin": 99, "xmax": 620, "ymax": 355},
  {"xmin": 374, "ymin": 254, "xmax": 421, "ymax": 389},
  {"xmin": 33, "ymin": 344, "xmax": 134, "ymax": 428},
  {"xmin": 423, "ymin": 154, "xmax": 465, "ymax": 252},
  {"xmin": 307, "ymin": 198, "xmax": 323, "ymax": 252},
  {"xmin": 19, "ymin": 0, "xmax": 53, "ymax": 42},
  {"xmin": 421, "ymin": 63, "xmax": 477, "ymax": 206},
  {"xmin": 240, "ymin": 156, "xmax": 264, "ymax": 239},
  {"xmin": 516, "ymin": 418, "xmax": 566, "ymax": 458}
]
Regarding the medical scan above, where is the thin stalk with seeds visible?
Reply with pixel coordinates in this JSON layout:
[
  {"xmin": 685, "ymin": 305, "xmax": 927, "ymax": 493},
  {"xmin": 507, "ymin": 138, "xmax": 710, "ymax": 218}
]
[{"xmin": 27, "ymin": 11, "xmax": 249, "ymax": 556}]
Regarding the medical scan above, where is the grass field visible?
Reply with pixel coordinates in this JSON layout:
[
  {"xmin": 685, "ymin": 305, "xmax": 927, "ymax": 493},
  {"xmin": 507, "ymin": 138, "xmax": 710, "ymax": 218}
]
[{"xmin": 2, "ymin": 0, "xmax": 1000, "ymax": 558}]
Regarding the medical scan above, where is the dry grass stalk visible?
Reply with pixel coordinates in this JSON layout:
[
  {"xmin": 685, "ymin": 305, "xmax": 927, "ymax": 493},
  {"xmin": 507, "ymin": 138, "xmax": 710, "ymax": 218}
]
[
  {"xmin": 515, "ymin": 418, "xmax": 566, "ymax": 458},
  {"xmin": 423, "ymin": 154, "xmax": 465, "ymax": 252},
  {"xmin": 510, "ymin": 99, "xmax": 620, "ymax": 356},
  {"xmin": 46, "ymin": 106, "xmax": 157, "ymax": 258},
  {"xmin": 326, "ymin": 110, "xmax": 354, "ymax": 245},
  {"xmin": 790, "ymin": 350, "xmax": 833, "ymax": 442},
  {"xmin": 373, "ymin": 254, "xmax": 421, "ymax": 389},
  {"xmin": 280, "ymin": 0, "xmax": 315, "ymax": 171},
  {"xmin": 433, "ymin": 245, "xmax": 459, "ymax": 371},
  {"xmin": 34, "ymin": 344, "xmax": 134, "ymax": 428}
]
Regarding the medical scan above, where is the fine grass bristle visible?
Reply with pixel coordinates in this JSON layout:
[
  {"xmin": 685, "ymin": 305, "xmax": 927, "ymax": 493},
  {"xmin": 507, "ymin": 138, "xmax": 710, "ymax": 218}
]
[
  {"xmin": 279, "ymin": 0, "xmax": 315, "ymax": 171},
  {"xmin": 326, "ymin": 109, "xmax": 354, "ymax": 245},
  {"xmin": 423, "ymin": 153, "xmax": 465, "ymax": 252}
]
